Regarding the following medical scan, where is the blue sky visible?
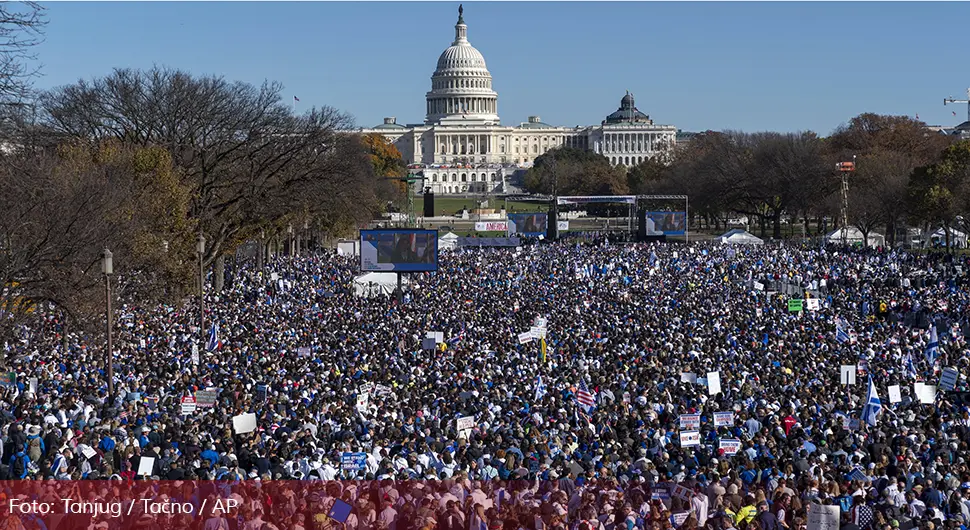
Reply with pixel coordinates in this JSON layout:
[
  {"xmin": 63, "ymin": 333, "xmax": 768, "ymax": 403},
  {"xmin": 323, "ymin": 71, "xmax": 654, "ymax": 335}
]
[{"xmin": 33, "ymin": 2, "xmax": 970, "ymax": 134}]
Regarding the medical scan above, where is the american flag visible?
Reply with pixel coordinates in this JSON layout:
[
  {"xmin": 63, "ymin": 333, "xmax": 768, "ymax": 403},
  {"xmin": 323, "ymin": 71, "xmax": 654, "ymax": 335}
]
[
  {"xmin": 575, "ymin": 379, "xmax": 596, "ymax": 413},
  {"xmin": 294, "ymin": 96, "xmax": 300, "ymax": 102}
]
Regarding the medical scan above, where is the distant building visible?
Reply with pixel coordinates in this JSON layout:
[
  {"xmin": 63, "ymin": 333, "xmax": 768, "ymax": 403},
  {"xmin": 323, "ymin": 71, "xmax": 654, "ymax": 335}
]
[{"xmin": 357, "ymin": 5, "xmax": 677, "ymax": 196}]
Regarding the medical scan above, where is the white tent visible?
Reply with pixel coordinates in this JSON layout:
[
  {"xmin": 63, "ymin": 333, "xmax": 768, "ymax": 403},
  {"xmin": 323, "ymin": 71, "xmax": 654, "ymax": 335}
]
[
  {"xmin": 439, "ymin": 231, "xmax": 459, "ymax": 251},
  {"xmin": 824, "ymin": 227, "xmax": 885, "ymax": 247},
  {"xmin": 718, "ymin": 229, "xmax": 764, "ymax": 245},
  {"xmin": 352, "ymin": 272, "xmax": 410, "ymax": 298},
  {"xmin": 929, "ymin": 227, "xmax": 968, "ymax": 248}
]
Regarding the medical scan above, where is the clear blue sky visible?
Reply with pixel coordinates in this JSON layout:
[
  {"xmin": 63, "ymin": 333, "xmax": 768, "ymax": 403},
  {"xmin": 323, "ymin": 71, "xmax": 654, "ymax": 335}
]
[{"xmin": 32, "ymin": 2, "xmax": 970, "ymax": 135}]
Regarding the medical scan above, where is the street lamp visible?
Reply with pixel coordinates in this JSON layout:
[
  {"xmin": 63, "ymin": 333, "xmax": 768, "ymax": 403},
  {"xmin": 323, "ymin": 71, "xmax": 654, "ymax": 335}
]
[
  {"xmin": 101, "ymin": 248, "xmax": 114, "ymax": 397},
  {"xmin": 197, "ymin": 234, "xmax": 206, "ymax": 342}
]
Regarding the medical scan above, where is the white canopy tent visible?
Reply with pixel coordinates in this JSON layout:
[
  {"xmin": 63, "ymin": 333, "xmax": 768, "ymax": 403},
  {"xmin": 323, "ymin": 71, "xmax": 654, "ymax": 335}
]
[
  {"xmin": 718, "ymin": 229, "xmax": 764, "ymax": 245},
  {"xmin": 824, "ymin": 227, "xmax": 885, "ymax": 248},
  {"xmin": 929, "ymin": 227, "xmax": 968, "ymax": 248},
  {"xmin": 352, "ymin": 272, "xmax": 411, "ymax": 298},
  {"xmin": 438, "ymin": 231, "xmax": 459, "ymax": 251}
]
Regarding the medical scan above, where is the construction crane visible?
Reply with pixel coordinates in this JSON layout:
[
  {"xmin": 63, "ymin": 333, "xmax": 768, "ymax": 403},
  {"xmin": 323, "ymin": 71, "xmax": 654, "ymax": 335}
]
[
  {"xmin": 386, "ymin": 172, "xmax": 425, "ymax": 228},
  {"xmin": 944, "ymin": 88, "xmax": 970, "ymax": 122}
]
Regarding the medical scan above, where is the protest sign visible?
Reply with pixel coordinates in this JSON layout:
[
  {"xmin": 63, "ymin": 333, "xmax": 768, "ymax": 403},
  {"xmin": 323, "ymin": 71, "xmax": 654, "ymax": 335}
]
[
  {"xmin": 888, "ymin": 385, "xmax": 901, "ymax": 404},
  {"xmin": 180, "ymin": 396, "xmax": 197, "ymax": 415},
  {"xmin": 719, "ymin": 439, "xmax": 741, "ymax": 456},
  {"xmin": 679, "ymin": 414, "xmax": 700, "ymax": 430},
  {"xmin": 679, "ymin": 430, "xmax": 700, "ymax": 447},
  {"xmin": 341, "ymin": 452, "xmax": 367, "ymax": 471},
  {"xmin": 807, "ymin": 504, "xmax": 840, "ymax": 530},
  {"xmin": 232, "ymin": 413, "xmax": 257, "ymax": 434},
  {"xmin": 707, "ymin": 371, "xmax": 721, "ymax": 395},
  {"xmin": 714, "ymin": 411, "xmax": 735, "ymax": 427}
]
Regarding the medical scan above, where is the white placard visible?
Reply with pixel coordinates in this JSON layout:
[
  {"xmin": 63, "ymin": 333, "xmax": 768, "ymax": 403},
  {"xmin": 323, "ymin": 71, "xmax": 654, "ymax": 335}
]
[
  {"xmin": 807, "ymin": 504, "xmax": 840, "ymax": 530},
  {"xmin": 680, "ymin": 372, "xmax": 697, "ymax": 384},
  {"xmin": 916, "ymin": 383, "xmax": 936, "ymax": 404},
  {"xmin": 840, "ymin": 365, "xmax": 857, "ymax": 385},
  {"xmin": 753, "ymin": 281, "xmax": 764, "ymax": 291},
  {"xmin": 456, "ymin": 415, "xmax": 476, "ymax": 432},
  {"xmin": 137, "ymin": 456, "xmax": 155, "ymax": 477},
  {"xmin": 888, "ymin": 385, "xmax": 901, "ymax": 404},
  {"xmin": 530, "ymin": 326, "xmax": 547, "ymax": 339},
  {"xmin": 707, "ymin": 371, "xmax": 722, "ymax": 395},
  {"xmin": 81, "ymin": 446, "xmax": 97, "ymax": 460},
  {"xmin": 806, "ymin": 299, "xmax": 820, "ymax": 311},
  {"xmin": 232, "ymin": 413, "xmax": 257, "ymax": 434},
  {"xmin": 356, "ymin": 393, "xmax": 369, "ymax": 412},
  {"xmin": 713, "ymin": 411, "xmax": 735, "ymax": 427},
  {"xmin": 679, "ymin": 414, "xmax": 700, "ymax": 430},
  {"xmin": 28, "ymin": 378, "xmax": 37, "ymax": 394},
  {"xmin": 180, "ymin": 396, "xmax": 197, "ymax": 415},
  {"xmin": 426, "ymin": 331, "xmax": 444, "ymax": 343},
  {"xmin": 679, "ymin": 430, "xmax": 700, "ymax": 447},
  {"xmin": 719, "ymin": 438, "xmax": 741, "ymax": 456},
  {"xmin": 518, "ymin": 332, "xmax": 534, "ymax": 344},
  {"xmin": 191, "ymin": 343, "xmax": 200, "ymax": 366}
]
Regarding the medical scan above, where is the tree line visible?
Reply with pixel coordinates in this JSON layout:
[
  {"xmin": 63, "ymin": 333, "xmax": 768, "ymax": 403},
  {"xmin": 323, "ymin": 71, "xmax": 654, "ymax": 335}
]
[
  {"xmin": 526, "ymin": 114, "xmax": 970, "ymax": 245},
  {"xmin": 0, "ymin": 4, "xmax": 401, "ymax": 339}
]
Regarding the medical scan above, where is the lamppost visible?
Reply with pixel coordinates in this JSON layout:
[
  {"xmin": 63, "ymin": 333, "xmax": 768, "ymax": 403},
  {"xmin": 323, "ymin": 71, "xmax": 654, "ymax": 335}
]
[
  {"xmin": 101, "ymin": 248, "xmax": 114, "ymax": 397},
  {"xmin": 197, "ymin": 234, "xmax": 206, "ymax": 342}
]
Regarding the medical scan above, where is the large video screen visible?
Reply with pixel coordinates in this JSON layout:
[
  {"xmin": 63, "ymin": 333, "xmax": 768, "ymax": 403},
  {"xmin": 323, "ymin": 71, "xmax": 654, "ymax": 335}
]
[
  {"xmin": 507, "ymin": 213, "xmax": 548, "ymax": 236},
  {"xmin": 645, "ymin": 212, "xmax": 687, "ymax": 235},
  {"xmin": 360, "ymin": 230, "xmax": 438, "ymax": 272}
]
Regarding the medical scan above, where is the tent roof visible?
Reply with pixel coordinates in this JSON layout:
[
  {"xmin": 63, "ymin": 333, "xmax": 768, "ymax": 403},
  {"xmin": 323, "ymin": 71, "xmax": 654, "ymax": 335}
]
[
  {"xmin": 440, "ymin": 232, "xmax": 459, "ymax": 240},
  {"xmin": 353, "ymin": 272, "xmax": 409, "ymax": 286}
]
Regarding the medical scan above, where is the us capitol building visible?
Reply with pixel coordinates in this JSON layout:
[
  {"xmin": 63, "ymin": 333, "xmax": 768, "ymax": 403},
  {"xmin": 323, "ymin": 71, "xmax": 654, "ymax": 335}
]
[{"xmin": 358, "ymin": 5, "xmax": 678, "ymax": 196}]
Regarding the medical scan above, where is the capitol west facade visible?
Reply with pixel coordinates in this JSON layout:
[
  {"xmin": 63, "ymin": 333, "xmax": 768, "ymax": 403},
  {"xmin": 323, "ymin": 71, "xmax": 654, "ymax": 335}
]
[{"xmin": 359, "ymin": 6, "xmax": 677, "ymax": 196}]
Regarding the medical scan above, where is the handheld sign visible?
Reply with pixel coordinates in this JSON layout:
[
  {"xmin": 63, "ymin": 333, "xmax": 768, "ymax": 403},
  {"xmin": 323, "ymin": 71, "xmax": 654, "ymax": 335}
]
[
  {"xmin": 788, "ymin": 299, "xmax": 803, "ymax": 312},
  {"xmin": 939, "ymin": 367, "xmax": 959, "ymax": 392},
  {"xmin": 340, "ymin": 452, "xmax": 367, "ymax": 471},
  {"xmin": 180, "ymin": 396, "xmax": 197, "ymax": 415},
  {"xmin": 840, "ymin": 365, "xmax": 856, "ymax": 385}
]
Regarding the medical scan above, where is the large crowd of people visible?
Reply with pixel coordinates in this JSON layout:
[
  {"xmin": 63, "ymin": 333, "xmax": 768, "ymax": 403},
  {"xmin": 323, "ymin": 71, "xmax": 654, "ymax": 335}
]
[{"xmin": 0, "ymin": 239, "xmax": 969, "ymax": 530}]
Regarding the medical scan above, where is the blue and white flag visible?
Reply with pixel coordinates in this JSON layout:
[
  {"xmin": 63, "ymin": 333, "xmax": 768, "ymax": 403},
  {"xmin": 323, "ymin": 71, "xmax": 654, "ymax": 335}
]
[
  {"xmin": 861, "ymin": 375, "xmax": 882, "ymax": 427},
  {"xmin": 903, "ymin": 353, "xmax": 918, "ymax": 379},
  {"xmin": 206, "ymin": 322, "xmax": 219, "ymax": 352},
  {"xmin": 925, "ymin": 326, "xmax": 940, "ymax": 365},
  {"xmin": 535, "ymin": 374, "xmax": 546, "ymax": 402},
  {"xmin": 836, "ymin": 325, "xmax": 851, "ymax": 344}
]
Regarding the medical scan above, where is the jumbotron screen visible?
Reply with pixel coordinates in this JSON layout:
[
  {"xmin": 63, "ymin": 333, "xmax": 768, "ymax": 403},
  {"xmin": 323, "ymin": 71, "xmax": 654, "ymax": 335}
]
[{"xmin": 359, "ymin": 229, "xmax": 439, "ymax": 272}]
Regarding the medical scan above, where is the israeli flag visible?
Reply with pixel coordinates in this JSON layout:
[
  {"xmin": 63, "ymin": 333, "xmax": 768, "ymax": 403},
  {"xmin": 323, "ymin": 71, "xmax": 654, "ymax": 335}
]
[
  {"xmin": 903, "ymin": 353, "xmax": 918, "ymax": 379},
  {"xmin": 836, "ymin": 326, "xmax": 851, "ymax": 343},
  {"xmin": 861, "ymin": 375, "xmax": 882, "ymax": 427},
  {"xmin": 535, "ymin": 374, "xmax": 546, "ymax": 402},
  {"xmin": 206, "ymin": 322, "xmax": 219, "ymax": 352},
  {"xmin": 925, "ymin": 326, "xmax": 939, "ymax": 365}
]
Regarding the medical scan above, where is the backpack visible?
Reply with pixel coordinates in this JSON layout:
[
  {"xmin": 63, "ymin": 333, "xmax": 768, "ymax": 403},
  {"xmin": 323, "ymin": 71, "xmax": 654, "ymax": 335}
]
[{"xmin": 11, "ymin": 453, "xmax": 26, "ymax": 478}]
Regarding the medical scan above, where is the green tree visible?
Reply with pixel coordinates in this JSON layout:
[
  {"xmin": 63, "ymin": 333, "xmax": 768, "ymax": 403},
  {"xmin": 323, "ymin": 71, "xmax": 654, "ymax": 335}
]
[{"xmin": 524, "ymin": 147, "xmax": 628, "ymax": 196}]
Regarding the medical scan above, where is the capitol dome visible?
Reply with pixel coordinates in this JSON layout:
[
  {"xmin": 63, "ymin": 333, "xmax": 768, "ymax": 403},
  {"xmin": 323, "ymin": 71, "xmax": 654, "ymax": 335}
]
[{"xmin": 425, "ymin": 5, "xmax": 500, "ymax": 125}]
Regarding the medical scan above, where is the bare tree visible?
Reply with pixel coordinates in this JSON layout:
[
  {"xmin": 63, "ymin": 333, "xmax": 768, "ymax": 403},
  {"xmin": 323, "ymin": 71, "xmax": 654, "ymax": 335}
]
[
  {"xmin": 0, "ymin": 1, "xmax": 45, "ymax": 106},
  {"xmin": 40, "ymin": 67, "xmax": 384, "ymax": 281}
]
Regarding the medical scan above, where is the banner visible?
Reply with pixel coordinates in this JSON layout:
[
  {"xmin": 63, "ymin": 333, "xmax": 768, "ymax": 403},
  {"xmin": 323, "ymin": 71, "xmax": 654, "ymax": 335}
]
[
  {"xmin": 475, "ymin": 221, "xmax": 508, "ymax": 232},
  {"xmin": 557, "ymin": 196, "xmax": 637, "ymax": 205}
]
